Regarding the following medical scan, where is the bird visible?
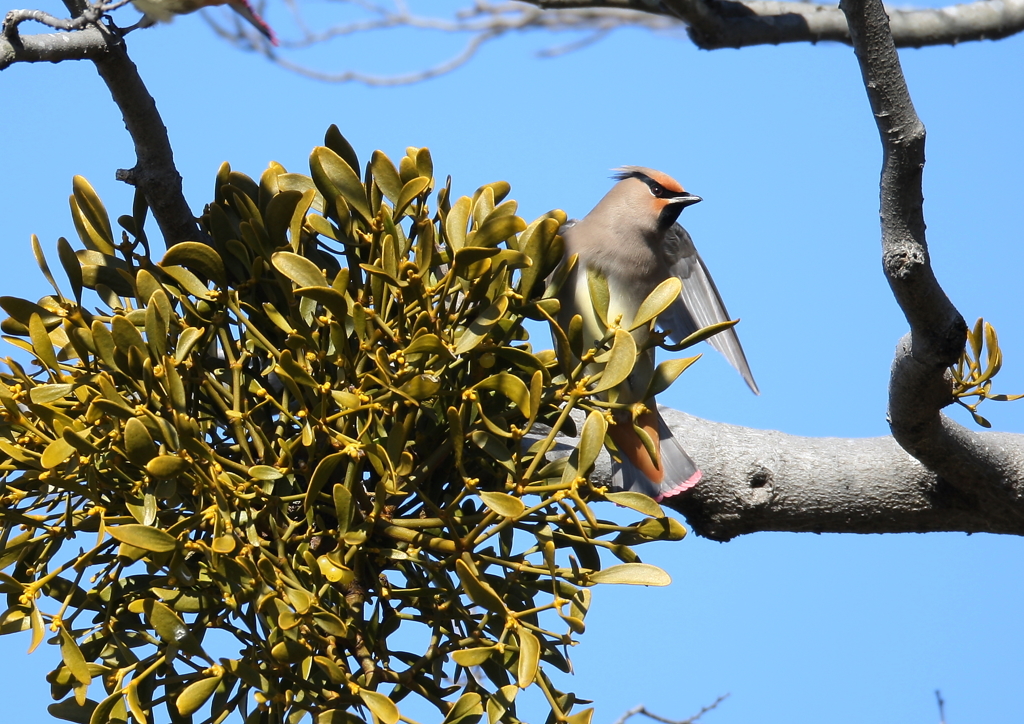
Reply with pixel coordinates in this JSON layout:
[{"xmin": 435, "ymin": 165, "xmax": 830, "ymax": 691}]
[
  {"xmin": 553, "ymin": 166, "xmax": 757, "ymax": 501},
  {"xmin": 130, "ymin": 0, "xmax": 278, "ymax": 45}
]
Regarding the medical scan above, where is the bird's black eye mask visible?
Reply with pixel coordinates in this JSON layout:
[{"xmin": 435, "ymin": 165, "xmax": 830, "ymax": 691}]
[{"xmin": 612, "ymin": 170, "xmax": 678, "ymax": 199}]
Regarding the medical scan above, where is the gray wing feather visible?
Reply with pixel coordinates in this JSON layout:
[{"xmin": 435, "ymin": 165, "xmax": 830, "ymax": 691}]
[{"xmin": 660, "ymin": 223, "xmax": 759, "ymax": 395}]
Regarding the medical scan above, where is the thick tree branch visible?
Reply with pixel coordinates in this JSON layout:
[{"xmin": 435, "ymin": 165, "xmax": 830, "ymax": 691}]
[
  {"xmin": 584, "ymin": 410, "xmax": 1024, "ymax": 542},
  {"xmin": 837, "ymin": 0, "xmax": 1023, "ymax": 501},
  {"xmin": 533, "ymin": 0, "xmax": 1024, "ymax": 48},
  {"xmin": 0, "ymin": 24, "xmax": 108, "ymax": 65},
  {"xmin": 91, "ymin": 38, "xmax": 203, "ymax": 245}
]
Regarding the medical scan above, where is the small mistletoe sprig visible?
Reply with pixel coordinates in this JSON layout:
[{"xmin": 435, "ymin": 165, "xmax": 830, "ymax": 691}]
[{"xmin": 951, "ymin": 317, "xmax": 1024, "ymax": 427}]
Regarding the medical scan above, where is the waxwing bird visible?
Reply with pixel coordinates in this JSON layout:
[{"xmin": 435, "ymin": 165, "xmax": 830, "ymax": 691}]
[
  {"xmin": 553, "ymin": 166, "xmax": 757, "ymax": 500},
  {"xmin": 131, "ymin": 0, "xmax": 278, "ymax": 45}
]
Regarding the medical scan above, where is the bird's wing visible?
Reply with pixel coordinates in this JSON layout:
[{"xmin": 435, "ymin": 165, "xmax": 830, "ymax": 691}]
[{"xmin": 659, "ymin": 223, "xmax": 759, "ymax": 395}]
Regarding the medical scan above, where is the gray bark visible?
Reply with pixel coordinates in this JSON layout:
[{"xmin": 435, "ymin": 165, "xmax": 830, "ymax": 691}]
[
  {"xmin": 531, "ymin": 0, "xmax": 1024, "ymax": 49},
  {"xmin": 655, "ymin": 409, "xmax": 1024, "ymax": 541}
]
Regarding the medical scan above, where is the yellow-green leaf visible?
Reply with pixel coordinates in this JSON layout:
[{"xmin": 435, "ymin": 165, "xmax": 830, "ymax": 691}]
[
  {"xmin": 0, "ymin": 296, "xmax": 61, "ymax": 327},
  {"xmin": 273, "ymin": 251, "xmax": 329, "ymax": 289},
  {"xmin": 41, "ymin": 437, "xmax": 76, "ymax": 469},
  {"xmin": 89, "ymin": 690, "xmax": 125, "ymax": 724},
  {"xmin": 310, "ymin": 146, "xmax": 371, "ymax": 222},
  {"xmin": 445, "ymin": 196, "xmax": 472, "ymax": 250},
  {"xmin": 173, "ymin": 326, "xmax": 205, "ymax": 365},
  {"xmin": 57, "ymin": 236, "xmax": 84, "ymax": 304},
  {"xmin": 28, "ymin": 603, "xmax": 44, "ymax": 653},
  {"xmin": 312, "ymin": 610, "xmax": 349, "ymax": 638},
  {"xmin": 248, "ymin": 465, "xmax": 283, "ymax": 480},
  {"xmin": 455, "ymin": 297, "xmax": 508, "ymax": 355},
  {"xmin": 146, "ymin": 455, "xmax": 188, "ymax": 479},
  {"xmin": 304, "ymin": 451, "xmax": 346, "ymax": 513},
  {"xmin": 591, "ymin": 329, "xmax": 636, "ymax": 393},
  {"xmin": 486, "ymin": 685, "xmax": 518, "ymax": 724},
  {"xmin": 516, "ymin": 628, "xmax": 540, "ymax": 688},
  {"xmin": 586, "ymin": 266, "xmax": 610, "ymax": 330},
  {"xmin": 451, "ymin": 646, "xmax": 495, "ymax": 667},
  {"xmin": 470, "ymin": 215, "xmax": 526, "ymax": 249},
  {"xmin": 479, "ymin": 491, "xmax": 525, "ymax": 519},
  {"xmin": 405, "ymin": 334, "xmax": 452, "ymax": 359},
  {"xmin": 604, "ymin": 491, "xmax": 665, "ymax": 518},
  {"xmin": 63, "ymin": 428, "xmax": 100, "ymax": 456},
  {"xmin": 370, "ymin": 150, "xmax": 402, "ymax": 202},
  {"xmin": 474, "ymin": 372, "xmax": 531, "ymax": 417},
  {"xmin": 566, "ymin": 708, "xmax": 595, "ymax": 724},
  {"xmin": 647, "ymin": 355, "xmax": 701, "ymax": 398},
  {"xmin": 577, "ymin": 410, "xmax": 608, "ymax": 475},
  {"xmin": 161, "ymin": 242, "xmax": 225, "ymax": 286},
  {"xmin": 632, "ymin": 277, "xmax": 682, "ymax": 331},
  {"xmin": 294, "ymin": 286, "xmax": 348, "ymax": 320},
  {"xmin": 357, "ymin": 689, "xmax": 399, "ymax": 724},
  {"xmin": 124, "ymin": 417, "xmax": 158, "ymax": 467},
  {"xmin": 395, "ymin": 176, "xmax": 430, "ymax": 217},
  {"xmin": 443, "ymin": 692, "xmax": 484, "ymax": 724},
  {"xmin": 59, "ymin": 627, "xmax": 91, "ymax": 687},
  {"xmin": 29, "ymin": 313, "xmax": 60, "ymax": 373},
  {"xmin": 635, "ymin": 517, "xmax": 687, "ymax": 541},
  {"xmin": 455, "ymin": 559, "xmax": 507, "ymax": 614},
  {"xmin": 110, "ymin": 314, "xmax": 145, "ymax": 355},
  {"xmin": 588, "ymin": 563, "xmax": 671, "ymax": 586},
  {"xmin": 400, "ymin": 374, "xmax": 441, "ymax": 400},
  {"xmin": 29, "ymin": 383, "xmax": 72, "ymax": 405},
  {"xmin": 176, "ymin": 674, "xmax": 222, "ymax": 716},
  {"xmin": 107, "ymin": 524, "xmax": 177, "ymax": 553}
]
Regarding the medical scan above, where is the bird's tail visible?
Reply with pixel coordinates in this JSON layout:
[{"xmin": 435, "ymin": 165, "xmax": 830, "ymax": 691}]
[
  {"xmin": 227, "ymin": 0, "xmax": 279, "ymax": 45},
  {"xmin": 607, "ymin": 406, "xmax": 701, "ymax": 501}
]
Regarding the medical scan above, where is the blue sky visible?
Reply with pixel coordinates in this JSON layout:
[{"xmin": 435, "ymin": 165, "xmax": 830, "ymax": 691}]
[{"xmin": 2, "ymin": 2, "xmax": 1024, "ymax": 722}]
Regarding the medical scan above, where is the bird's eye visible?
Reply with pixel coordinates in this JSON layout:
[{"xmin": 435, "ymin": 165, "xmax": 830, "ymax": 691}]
[{"xmin": 649, "ymin": 182, "xmax": 666, "ymax": 198}]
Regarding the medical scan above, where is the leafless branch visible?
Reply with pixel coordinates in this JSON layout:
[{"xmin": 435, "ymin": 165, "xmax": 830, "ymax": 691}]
[
  {"xmin": 570, "ymin": 408, "xmax": 1024, "ymax": 541},
  {"xmin": 612, "ymin": 694, "xmax": 730, "ymax": 724},
  {"xmin": 837, "ymin": 0, "xmax": 1016, "ymax": 506},
  {"xmin": 936, "ymin": 690, "xmax": 947, "ymax": 724},
  {"xmin": 212, "ymin": 1, "xmax": 678, "ymax": 85},
  {"xmin": 239, "ymin": 0, "xmax": 1024, "ymax": 86},
  {"xmin": 1, "ymin": 1, "xmax": 202, "ymax": 245},
  {"xmin": 271, "ymin": 27, "xmax": 501, "ymax": 85},
  {"xmin": 0, "ymin": 24, "xmax": 108, "ymax": 65},
  {"xmin": 2, "ymin": 0, "xmax": 126, "ymax": 38}
]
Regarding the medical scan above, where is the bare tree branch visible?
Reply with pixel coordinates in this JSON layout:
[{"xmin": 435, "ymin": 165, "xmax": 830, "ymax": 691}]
[
  {"xmin": 243, "ymin": 1, "xmax": 679, "ymax": 85},
  {"xmin": 0, "ymin": 24, "xmax": 108, "ymax": 65},
  {"xmin": 1, "ymin": 4, "xmax": 203, "ymax": 245},
  {"xmin": 94, "ymin": 40, "xmax": 205, "ymax": 246},
  {"xmin": 836, "ymin": 0, "xmax": 1019, "ymax": 504},
  {"xmin": 264, "ymin": 1, "xmax": 1024, "ymax": 85},
  {"xmin": 626, "ymin": 409, "xmax": 1024, "ymax": 542},
  {"xmin": 613, "ymin": 694, "xmax": 730, "ymax": 724}
]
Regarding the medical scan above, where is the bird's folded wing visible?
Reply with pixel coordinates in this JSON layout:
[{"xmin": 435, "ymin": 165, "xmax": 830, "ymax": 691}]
[{"xmin": 659, "ymin": 223, "xmax": 759, "ymax": 395}]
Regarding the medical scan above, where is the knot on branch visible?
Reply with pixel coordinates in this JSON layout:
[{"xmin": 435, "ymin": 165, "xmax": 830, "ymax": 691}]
[{"xmin": 882, "ymin": 243, "xmax": 926, "ymax": 280}]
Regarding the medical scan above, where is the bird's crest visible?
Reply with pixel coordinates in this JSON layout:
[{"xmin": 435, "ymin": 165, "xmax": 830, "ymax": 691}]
[{"xmin": 612, "ymin": 166, "xmax": 685, "ymax": 194}]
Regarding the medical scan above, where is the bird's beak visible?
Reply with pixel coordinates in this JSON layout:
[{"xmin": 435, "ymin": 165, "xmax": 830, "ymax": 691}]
[{"xmin": 668, "ymin": 193, "xmax": 702, "ymax": 208}]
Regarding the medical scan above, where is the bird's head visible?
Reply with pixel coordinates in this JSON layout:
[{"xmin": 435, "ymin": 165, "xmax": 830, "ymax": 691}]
[{"xmin": 611, "ymin": 166, "xmax": 702, "ymax": 234}]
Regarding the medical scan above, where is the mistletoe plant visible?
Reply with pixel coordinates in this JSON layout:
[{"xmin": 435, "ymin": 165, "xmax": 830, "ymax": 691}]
[{"xmin": 0, "ymin": 127, "xmax": 698, "ymax": 724}]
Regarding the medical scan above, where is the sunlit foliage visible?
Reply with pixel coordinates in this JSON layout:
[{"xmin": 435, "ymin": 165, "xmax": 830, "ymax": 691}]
[{"xmin": 0, "ymin": 127, "xmax": 690, "ymax": 724}]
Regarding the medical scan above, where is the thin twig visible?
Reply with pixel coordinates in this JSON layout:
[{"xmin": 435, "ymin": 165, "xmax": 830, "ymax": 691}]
[
  {"xmin": 211, "ymin": 0, "xmax": 1024, "ymax": 85},
  {"xmin": 2, "ymin": 0, "xmax": 119, "ymax": 38},
  {"xmin": 936, "ymin": 690, "xmax": 947, "ymax": 724},
  {"xmin": 612, "ymin": 694, "xmax": 729, "ymax": 724}
]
